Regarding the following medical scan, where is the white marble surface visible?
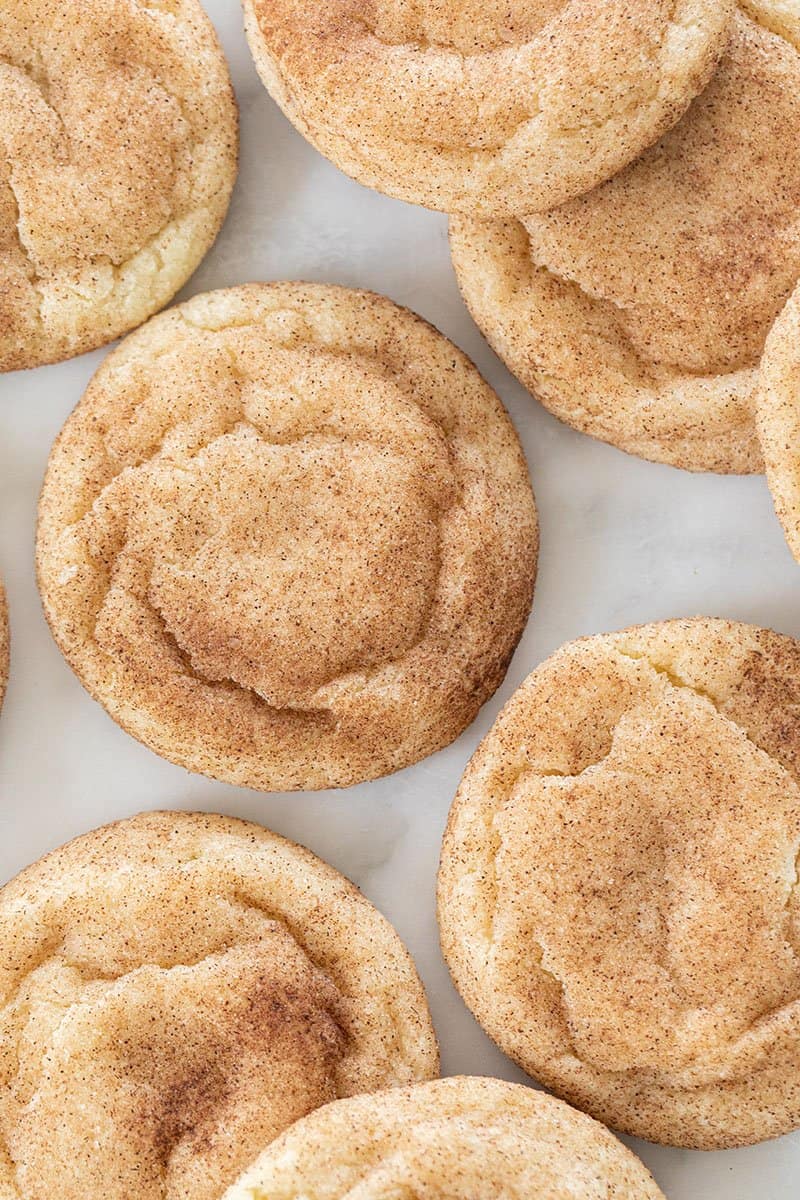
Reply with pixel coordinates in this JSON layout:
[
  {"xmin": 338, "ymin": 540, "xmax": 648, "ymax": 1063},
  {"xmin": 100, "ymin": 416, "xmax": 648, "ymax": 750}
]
[{"xmin": 1, "ymin": 4, "xmax": 799, "ymax": 1196}]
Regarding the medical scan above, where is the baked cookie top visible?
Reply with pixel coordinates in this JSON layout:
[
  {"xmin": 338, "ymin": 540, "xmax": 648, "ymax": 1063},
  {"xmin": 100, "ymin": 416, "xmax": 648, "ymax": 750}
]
[
  {"xmin": 0, "ymin": 0, "xmax": 238, "ymax": 372},
  {"xmin": 224, "ymin": 1077, "xmax": 665, "ymax": 1200},
  {"xmin": 439, "ymin": 618, "xmax": 800, "ymax": 1148},
  {"xmin": 0, "ymin": 810, "xmax": 438, "ymax": 1200},
  {"xmin": 757, "ymin": 284, "xmax": 800, "ymax": 562},
  {"xmin": 451, "ymin": 3, "xmax": 800, "ymax": 472},
  {"xmin": 36, "ymin": 283, "xmax": 537, "ymax": 791},
  {"xmin": 243, "ymin": 0, "xmax": 732, "ymax": 216}
]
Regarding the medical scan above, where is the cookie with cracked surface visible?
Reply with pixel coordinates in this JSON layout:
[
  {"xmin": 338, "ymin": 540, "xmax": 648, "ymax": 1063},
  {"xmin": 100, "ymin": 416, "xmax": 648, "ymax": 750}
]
[
  {"xmin": 757, "ymin": 284, "xmax": 800, "ymax": 563},
  {"xmin": 450, "ymin": 2, "xmax": 800, "ymax": 473},
  {"xmin": 242, "ymin": 0, "xmax": 733, "ymax": 217},
  {"xmin": 223, "ymin": 1076, "xmax": 665, "ymax": 1200},
  {"xmin": 0, "ymin": 0, "xmax": 238, "ymax": 373},
  {"xmin": 438, "ymin": 618, "xmax": 800, "ymax": 1148},
  {"xmin": 36, "ymin": 282, "xmax": 537, "ymax": 791},
  {"xmin": 0, "ymin": 810, "xmax": 439, "ymax": 1200}
]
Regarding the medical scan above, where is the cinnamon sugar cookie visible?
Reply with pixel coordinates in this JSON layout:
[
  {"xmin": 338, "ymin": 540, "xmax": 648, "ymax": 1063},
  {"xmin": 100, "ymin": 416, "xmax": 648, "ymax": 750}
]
[
  {"xmin": 1, "ymin": 0, "xmax": 237, "ymax": 372},
  {"xmin": 243, "ymin": 0, "xmax": 732, "ymax": 216},
  {"xmin": 36, "ymin": 283, "xmax": 537, "ymax": 791},
  {"xmin": 0, "ymin": 810, "xmax": 438, "ymax": 1200},
  {"xmin": 225, "ymin": 1077, "xmax": 665, "ymax": 1200},
  {"xmin": 451, "ymin": 3, "xmax": 800, "ymax": 472},
  {"xmin": 757, "ymin": 284, "xmax": 800, "ymax": 561},
  {"xmin": 439, "ymin": 618, "xmax": 800, "ymax": 1148}
]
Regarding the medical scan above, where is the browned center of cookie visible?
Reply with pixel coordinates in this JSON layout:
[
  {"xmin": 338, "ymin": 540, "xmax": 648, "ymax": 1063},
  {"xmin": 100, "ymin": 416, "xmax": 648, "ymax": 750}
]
[
  {"xmin": 0, "ymin": 814, "xmax": 438, "ymax": 1200},
  {"xmin": 145, "ymin": 428, "xmax": 447, "ymax": 707},
  {"xmin": 81, "ymin": 334, "xmax": 457, "ymax": 711},
  {"xmin": 524, "ymin": 11, "xmax": 800, "ymax": 375},
  {"xmin": 0, "ymin": 877, "xmax": 348, "ymax": 1200},
  {"xmin": 1, "ymin": 2, "xmax": 189, "ymax": 319},
  {"xmin": 478, "ymin": 632, "xmax": 800, "ymax": 1089},
  {"xmin": 1, "ymin": 6, "xmax": 180, "ymax": 264},
  {"xmin": 0, "ymin": 0, "xmax": 236, "ymax": 370},
  {"xmin": 498, "ymin": 681, "xmax": 800, "ymax": 1076}
]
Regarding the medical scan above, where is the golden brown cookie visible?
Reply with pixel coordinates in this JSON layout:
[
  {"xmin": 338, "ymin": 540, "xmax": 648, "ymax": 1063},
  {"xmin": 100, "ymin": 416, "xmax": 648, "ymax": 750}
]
[
  {"xmin": 36, "ymin": 283, "xmax": 537, "ymax": 791},
  {"xmin": 243, "ymin": 0, "xmax": 732, "ymax": 217},
  {"xmin": 224, "ymin": 1077, "xmax": 665, "ymax": 1200},
  {"xmin": 0, "ymin": 583, "xmax": 7, "ymax": 711},
  {"xmin": 0, "ymin": 810, "xmax": 438, "ymax": 1200},
  {"xmin": 1, "ymin": 0, "xmax": 238, "ymax": 372},
  {"xmin": 451, "ymin": 2, "xmax": 800, "ymax": 473},
  {"xmin": 439, "ymin": 618, "xmax": 800, "ymax": 1148},
  {"xmin": 757, "ymin": 284, "xmax": 800, "ymax": 562}
]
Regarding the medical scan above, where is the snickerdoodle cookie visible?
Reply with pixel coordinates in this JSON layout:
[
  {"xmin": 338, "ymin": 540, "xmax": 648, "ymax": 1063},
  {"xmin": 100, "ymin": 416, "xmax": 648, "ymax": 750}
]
[
  {"xmin": 439, "ymin": 618, "xmax": 800, "ymax": 1148},
  {"xmin": 0, "ymin": 810, "xmax": 438, "ymax": 1200},
  {"xmin": 451, "ymin": 3, "xmax": 800, "ymax": 473},
  {"xmin": 0, "ymin": 0, "xmax": 237, "ymax": 372},
  {"xmin": 224, "ymin": 1077, "xmax": 665, "ymax": 1200},
  {"xmin": 243, "ymin": 0, "xmax": 732, "ymax": 217},
  {"xmin": 36, "ymin": 283, "xmax": 537, "ymax": 791},
  {"xmin": 757, "ymin": 285, "xmax": 800, "ymax": 562}
]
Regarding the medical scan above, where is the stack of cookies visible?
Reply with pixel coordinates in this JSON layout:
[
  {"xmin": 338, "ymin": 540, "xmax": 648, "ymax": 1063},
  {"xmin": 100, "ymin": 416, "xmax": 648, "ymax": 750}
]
[{"xmin": 3, "ymin": 0, "xmax": 800, "ymax": 1197}]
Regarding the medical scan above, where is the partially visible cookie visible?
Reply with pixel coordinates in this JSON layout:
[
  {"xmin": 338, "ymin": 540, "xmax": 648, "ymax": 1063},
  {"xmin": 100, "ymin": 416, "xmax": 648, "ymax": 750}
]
[
  {"xmin": 451, "ymin": 4, "xmax": 800, "ymax": 472},
  {"xmin": 0, "ymin": 0, "xmax": 238, "ymax": 372},
  {"xmin": 36, "ymin": 283, "xmax": 537, "ymax": 791},
  {"xmin": 243, "ymin": 0, "xmax": 732, "ymax": 217},
  {"xmin": 439, "ymin": 618, "xmax": 800, "ymax": 1148},
  {"xmin": 0, "ymin": 583, "xmax": 7, "ymax": 710},
  {"xmin": 757, "ymin": 284, "xmax": 800, "ymax": 561},
  {"xmin": 224, "ymin": 1077, "xmax": 665, "ymax": 1200},
  {"xmin": 0, "ymin": 811, "xmax": 438, "ymax": 1200}
]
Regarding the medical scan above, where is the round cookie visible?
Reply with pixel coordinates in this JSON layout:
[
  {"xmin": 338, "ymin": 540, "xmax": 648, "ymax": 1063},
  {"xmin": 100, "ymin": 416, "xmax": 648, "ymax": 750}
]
[
  {"xmin": 243, "ymin": 0, "xmax": 733, "ymax": 217},
  {"xmin": 450, "ymin": 2, "xmax": 800, "ymax": 473},
  {"xmin": 0, "ymin": 810, "xmax": 439, "ymax": 1200},
  {"xmin": 0, "ymin": 0, "xmax": 238, "ymax": 372},
  {"xmin": 757, "ymin": 285, "xmax": 800, "ymax": 562},
  {"xmin": 36, "ymin": 283, "xmax": 537, "ymax": 792},
  {"xmin": 0, "ymin": 583, "xmax": 7, "ymax": 711},
  {"xmin": 224, "ymin": 1077, "xmax": 665, "ymax": 1200},
  {"xmin": 439, "ymin": 618, "xmax": 800, "ymax": 1148}
]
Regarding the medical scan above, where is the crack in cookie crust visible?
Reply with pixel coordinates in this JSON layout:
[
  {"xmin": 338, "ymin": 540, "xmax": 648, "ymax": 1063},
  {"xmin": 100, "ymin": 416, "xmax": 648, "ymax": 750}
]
[
  {"xmin": 0, "ymin": 0, "xmax": 237, "ymax": 372},
  {"xmin": 244, "ymin": 0, "xmax": 732, "ymax": 216},
  {"xmin": 0, "ymin": 811, "xmax": 438, "ymax": 1200},
  {"xmin": 36, "ymin": 283, "xmax": 537, "ymax": 791},
  {"xmin": 438, "ymin": 618, "xmax": 800, "ymax": 1148}
]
